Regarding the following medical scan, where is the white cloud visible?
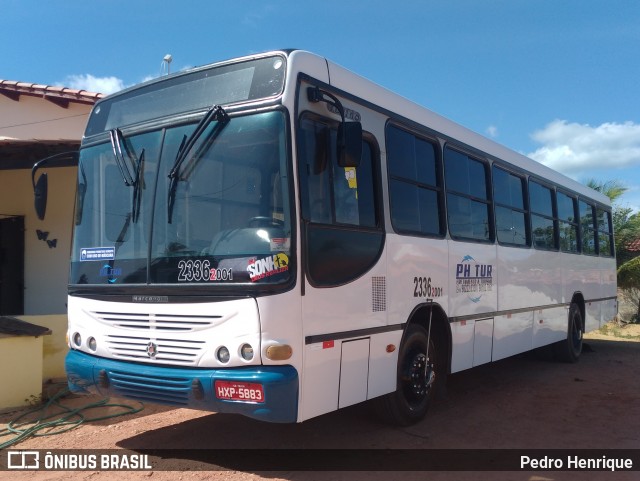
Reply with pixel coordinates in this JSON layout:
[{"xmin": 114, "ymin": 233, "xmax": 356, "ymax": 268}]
[
  {"xmin": 63, "ymin": 74, "xmax": 125, "ymax": 95},
  {"xmin": 528, "ymin": 119, "xmax": 640, "ymax": 174},
  {"xmin": 486, "ymin": 125, "xmax": 498, "ymax": 138}
]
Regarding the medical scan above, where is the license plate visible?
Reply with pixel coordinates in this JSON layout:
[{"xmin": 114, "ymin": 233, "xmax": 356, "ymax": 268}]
[{"xmin": 215, "ymin": 380, "xmax": 265, "ymax": 403}]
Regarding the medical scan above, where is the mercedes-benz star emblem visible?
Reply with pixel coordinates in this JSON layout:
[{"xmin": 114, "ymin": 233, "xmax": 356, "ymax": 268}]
[{"xmin": 146, "ymin": 342, "xmax": 158, "ymax": 358}]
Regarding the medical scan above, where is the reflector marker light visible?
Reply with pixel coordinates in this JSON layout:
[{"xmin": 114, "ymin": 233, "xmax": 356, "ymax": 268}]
[{"xmin": 265, "ymin": 344, "xmax": 293, "ymax": 361}]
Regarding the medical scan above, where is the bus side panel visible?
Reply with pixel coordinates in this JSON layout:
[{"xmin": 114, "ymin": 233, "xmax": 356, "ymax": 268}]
[
  {"xmin": 448, "ymin": 241, "xmax": 497, "ymax": 318},
  {"xmin": 386, "ymin": 234, "xmax": 448, "ymax": 324},
  {"xmin": 503, "ymin": 248, "xmax": 564, "ymax": 310},
  {"xmin": 564, "ymin": 251, "xmax": 602, "ymax": 333},
  {"xmin": 450, "ymin": 321, "xmax": 474, "ymax": 372},
  {"xmin": 585, "ymin": 301, "xmax": 601, "ymax": 332},
  {"xmin": 338, "ymin": 338, "xmax": 370, "ymax": 408},
  {"xmin": 448, "ymin": 241, "xmax": 497, "ymax": 372},
  {"xmin": 300, "ymin": 251, "xmax": 388, "ymax": 421},
  {"xmin": 301, "ymin": 340, "xmax": 341, "ymax": 421},
  {"xmin": 492, "ymin": 312, "xmax": 533, "ymax": 361},
  {"xmin": 367, "ymin": 330, "xmax": 401, "ymax": 399},
  {"xmin": 600, "ymin": 256, "xmax": 618, "ymax": 328},
  {"xmin": 532, "ymin": 306, "xmax": 567, "ymax": 348},
  {"xmin": 385, "ymin": 232, "xmax": 451, "ymax": 370}
]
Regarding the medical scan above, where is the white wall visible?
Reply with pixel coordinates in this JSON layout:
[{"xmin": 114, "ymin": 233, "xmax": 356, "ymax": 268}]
[
  {"xmin": 0, "ymin": 166, "xmax": 76, "ymax": 314},
  {"xmin": 0, "ymin": 94, "xmax": 91, "ymax": 141}
]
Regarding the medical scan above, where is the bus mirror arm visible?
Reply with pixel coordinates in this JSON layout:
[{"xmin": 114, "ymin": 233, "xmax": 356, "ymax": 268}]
[
  {"xmin": 31, "ymin": 151, "xmax": 79, "ymax": 221},
  {"xmin": 307, "ymin": 86, "xmax": 362, "ymax": 168}
]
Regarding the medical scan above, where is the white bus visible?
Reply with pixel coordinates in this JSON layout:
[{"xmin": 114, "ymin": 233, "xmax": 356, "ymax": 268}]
[{"xmin": 49, "ymin": 50, "xmax": 616, "ymax": 425}]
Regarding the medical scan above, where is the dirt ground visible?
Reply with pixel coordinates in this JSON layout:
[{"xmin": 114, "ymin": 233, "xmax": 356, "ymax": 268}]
[{"xmin": 1, "ymin": 324, "xmax": 639, "ymax": 481}]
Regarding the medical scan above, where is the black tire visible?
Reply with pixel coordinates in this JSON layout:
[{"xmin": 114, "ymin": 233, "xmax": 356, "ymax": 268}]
[
  {"xmin": 553, "ymin": 303, "xmax": 583, "ymax": 363},
  {"xmin": 374, "ymin": 324, "xmax": 438, "ymax": 425}
]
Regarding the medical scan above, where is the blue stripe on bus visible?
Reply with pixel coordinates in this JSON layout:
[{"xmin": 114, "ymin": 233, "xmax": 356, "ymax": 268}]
[{"xmin": 66, "ymin": 349, "xmax": 299, "ymax": 423}]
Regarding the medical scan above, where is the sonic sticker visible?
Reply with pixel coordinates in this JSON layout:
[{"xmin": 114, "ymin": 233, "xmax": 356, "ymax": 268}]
[
  {"xmin": 455, "ymin": 255, "xmax": 493, "ymax": 303},
  {"xmin": 247, "ymin": 253, "xmax": 289, "ymax": 282}
]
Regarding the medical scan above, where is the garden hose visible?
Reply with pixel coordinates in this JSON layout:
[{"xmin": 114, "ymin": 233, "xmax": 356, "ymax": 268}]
[{"xmin": 0, "ymin": 389, "xmax": 144, "ymax": 449}]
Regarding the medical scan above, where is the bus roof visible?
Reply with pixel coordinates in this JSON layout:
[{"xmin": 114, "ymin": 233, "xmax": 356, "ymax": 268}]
[{"xmin": 288, "ymin": 50, "xmax": 610, "ymax": 207}]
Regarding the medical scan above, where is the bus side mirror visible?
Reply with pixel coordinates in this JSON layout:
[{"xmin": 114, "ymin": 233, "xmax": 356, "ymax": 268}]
[
  {"xmin": 34, "ymin": 173, "xmax": 48, "ymax": 221},
  {"xmin": 75, "ymin": 182, "xmax": 86, "ymax": 225},
  {"xmin": 337, "ymin": 121, "xmax": 362, "ymax": 168},
  {"xmin": 31, "ymin": 151, "xmax": 79, "ymax": 221}
]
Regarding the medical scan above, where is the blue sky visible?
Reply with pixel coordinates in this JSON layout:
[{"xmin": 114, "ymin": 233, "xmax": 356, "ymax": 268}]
[{"xmin": 3, "ymin": 0, "xmax": 640, "ymax": 208}]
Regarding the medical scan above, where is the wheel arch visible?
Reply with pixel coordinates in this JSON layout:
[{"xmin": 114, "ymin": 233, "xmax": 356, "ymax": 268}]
[{"xmin": 403, "ymin": 301, "xmax": 452, "ymax": 374}]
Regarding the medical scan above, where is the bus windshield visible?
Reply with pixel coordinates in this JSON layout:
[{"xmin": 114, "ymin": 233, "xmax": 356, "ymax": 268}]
[{"xmin": 70, "ymin": 110, "xmax": 292, "ymax": 286}]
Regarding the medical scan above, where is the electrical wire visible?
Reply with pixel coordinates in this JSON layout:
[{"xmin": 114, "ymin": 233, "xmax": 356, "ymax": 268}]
[
  {"xmin": 0, "ymin": 112, "xmax": 89, "ymax": 130},
  {"xmin": 0, "ymin": 389, "xmax": 144, "ymax": 449}
]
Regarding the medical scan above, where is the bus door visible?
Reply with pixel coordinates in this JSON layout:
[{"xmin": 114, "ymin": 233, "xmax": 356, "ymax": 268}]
[{"xmin": 296, "ymin": 109, "xmax": 388, "ymax": 420}]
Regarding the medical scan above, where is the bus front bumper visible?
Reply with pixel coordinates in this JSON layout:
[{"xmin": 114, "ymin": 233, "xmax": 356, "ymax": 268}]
[{"xmin": 66, "ymin": 350, "xmax": 299, "ymax": 423}]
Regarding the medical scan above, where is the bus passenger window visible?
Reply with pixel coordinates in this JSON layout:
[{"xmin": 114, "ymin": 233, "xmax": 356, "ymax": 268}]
[
  {"xmin": 386, "ymin": 125, "xmax": 443, "ymax": 236},
  {"xmin": 557, "ymin": 191, "xmax": 578, "ymax": 253},
  {"xmin": 597, "ymin": 208, "xmax": 614, "ymax": 257},
  {"xmin": 298, "ymin": 112, "xmax": 383, "ymax": 287},
  {"xmin": 579, "ymin": 200, "xmax": 597, "ymax": 255},
  {"xmin": 529, "ymin": 180, "xmax": 557, "ymax": 250},
  {"xmin": 444, "ymin": 147, "xmax": 491, "ymax": 242},
  {"xmin": 298, "ymin": 115, "xmax": 377, "ymax": 228},
  {"xmin": 493, "ymin": 166, "xmax": 528, "ymax": 246}
]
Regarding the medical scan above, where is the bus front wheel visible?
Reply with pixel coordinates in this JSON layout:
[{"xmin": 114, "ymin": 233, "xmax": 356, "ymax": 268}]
[{"xmin": 375, "ymin": 324, "xmax": 437, "ymax": 425}]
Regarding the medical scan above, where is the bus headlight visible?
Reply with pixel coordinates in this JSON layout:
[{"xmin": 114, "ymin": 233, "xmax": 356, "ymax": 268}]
[
  {"xmin": 73, "ymin": 332, "xmax": 82, "ymax": 347},
  {"xmin": 88, "ymin": 337, "xmax": 97, "ymax": 351},
  {"xmin": 216, "ymin": 346, "xmax": 230, "ymax": 364},
  {"xmin": 240, "ymin": 343, "xmax": 254, "ymax": 361}
]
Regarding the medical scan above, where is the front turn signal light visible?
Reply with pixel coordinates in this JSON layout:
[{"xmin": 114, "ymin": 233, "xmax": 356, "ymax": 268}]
[{"xmin": 265, "ymin": 344, "xmax": 293, "ymax": 361}]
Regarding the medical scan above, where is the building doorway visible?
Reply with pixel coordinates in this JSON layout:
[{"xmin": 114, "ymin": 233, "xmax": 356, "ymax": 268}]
[{"xmin": 0, "ymin": 215, "xmax": 24, "ymax": 315}]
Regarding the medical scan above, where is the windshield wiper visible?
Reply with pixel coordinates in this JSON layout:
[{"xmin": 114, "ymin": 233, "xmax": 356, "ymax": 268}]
[
  {"xmin": 109, "ymin": 129, "xmax": 135, "ymax": 186},
  {"xmin": 132, "ymin": 149, "xmax": 145, "ymax": 223},
  {"xmin": 167, "ymin": 105, "xmax": 229, "ymax": 224},
  {"xmin": 109, "ymin": 128, "xmax": 145, "ymax": 222}
]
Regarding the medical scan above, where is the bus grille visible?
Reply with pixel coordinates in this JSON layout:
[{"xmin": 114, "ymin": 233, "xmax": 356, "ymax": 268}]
[
  {"xmin": 92, "ymin": 311, "xmax": 222, "ymax": 332},
  {"xmin": 107, "ymin": 370, "xmax": 191, "ymax": 405},
  {"xmin": 106, "ymin": 335, "xmax": 206, "ymax": 365}
]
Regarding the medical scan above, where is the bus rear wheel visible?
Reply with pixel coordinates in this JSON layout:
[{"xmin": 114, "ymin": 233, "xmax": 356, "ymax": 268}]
[
  {"xmin": 553, "ymin": 302, "xmax": 583, "ymax": 363},
  {"xmin": 375, "ymin": 324, "xmax": 437, "ymax": 425}
]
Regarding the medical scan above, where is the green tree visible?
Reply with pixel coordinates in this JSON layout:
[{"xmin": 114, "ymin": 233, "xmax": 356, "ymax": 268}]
[
  {"xmin": 585, "ymin": 178, "xmax": 639, "ymax": 268},
  {"xmin": 617, "ymin": 258, "xmax": 640, "ymax": 322},
  {"xmin": 613, "ymin": 207, "xmax": 640, "ymax": 267},
  {"xmin": 587, "ymin": 178, "xmax": 640, "ymax": 322},
  {"xmin": 585, "ymin": 178, "xmax": 627, "ymax": 203}
]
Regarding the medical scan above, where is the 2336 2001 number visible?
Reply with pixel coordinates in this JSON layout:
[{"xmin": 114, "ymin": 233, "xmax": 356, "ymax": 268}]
[
  {"xmin": 413, "ymin": 276, "xmax": 443, "ymax": 298},
  {"xmin": 178, "ymin": 259, "xmax": 233, "ymax": 282}
]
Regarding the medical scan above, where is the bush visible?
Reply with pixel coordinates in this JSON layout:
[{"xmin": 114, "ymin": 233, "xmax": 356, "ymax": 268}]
[{"xmin": 618, "ymin": 257, "xmax": 640, "ymax": 323}]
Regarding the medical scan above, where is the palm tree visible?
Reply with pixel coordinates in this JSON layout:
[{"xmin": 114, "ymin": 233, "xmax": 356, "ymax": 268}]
[
  {"xmin": 585, "ymin": 179, "xmax": 627, "ymax": 203},
  {"xmin": 587, "ymin": 178, "xmax": 640, "ymax": 322}
]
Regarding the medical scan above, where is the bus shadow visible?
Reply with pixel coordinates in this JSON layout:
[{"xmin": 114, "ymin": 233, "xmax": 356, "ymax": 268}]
[
  {"xmin": 115, "ymin": 338, "xmax": 639, "ymax": 475},
  {"xmin": 114, "ymin": 353, "xmax": 543, "ymax": 471}
]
